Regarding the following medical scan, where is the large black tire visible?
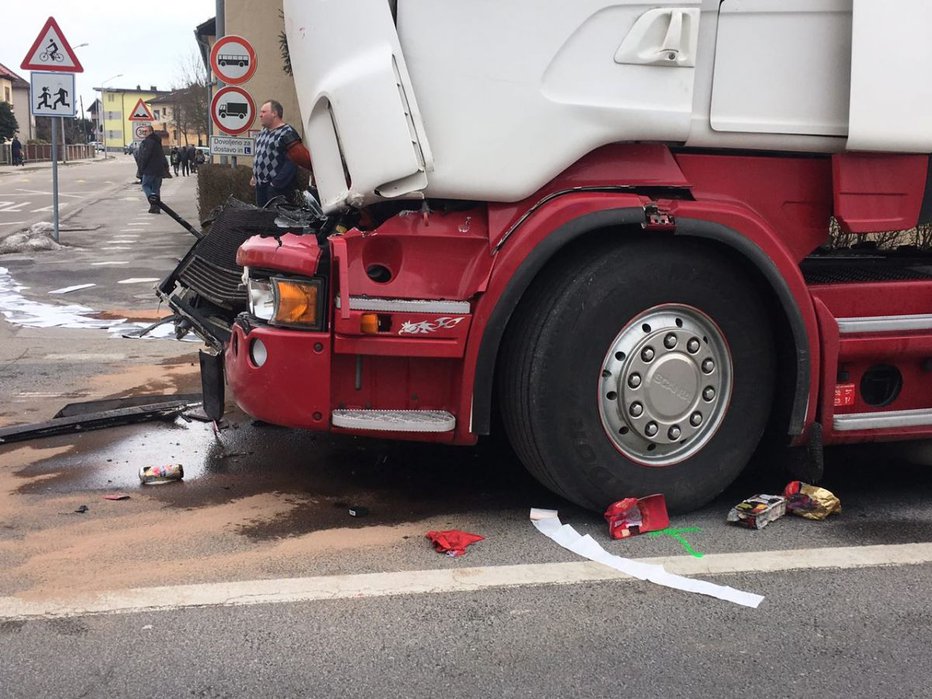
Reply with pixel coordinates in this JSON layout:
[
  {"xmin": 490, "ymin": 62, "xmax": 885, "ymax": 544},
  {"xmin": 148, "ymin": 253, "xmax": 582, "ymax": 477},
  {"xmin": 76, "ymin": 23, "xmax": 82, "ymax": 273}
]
[{"xmin": 499, "ymin": 237, "xmax": 776, "ymax": 512}]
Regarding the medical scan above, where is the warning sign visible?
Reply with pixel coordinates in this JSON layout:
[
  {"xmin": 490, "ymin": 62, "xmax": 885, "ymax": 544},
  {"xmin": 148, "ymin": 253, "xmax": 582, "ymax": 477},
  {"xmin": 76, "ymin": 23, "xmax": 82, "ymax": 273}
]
[
  {"xmin": 21, "ymin": 17, "xmax": 84, "ymax": 73},
  {"xmin": 30, "ymin": 72, "xmax": 76, "ymax": 117},
  {"xmin": 128, "ymin": 98, "xmax": 155, "ymax": 122}
]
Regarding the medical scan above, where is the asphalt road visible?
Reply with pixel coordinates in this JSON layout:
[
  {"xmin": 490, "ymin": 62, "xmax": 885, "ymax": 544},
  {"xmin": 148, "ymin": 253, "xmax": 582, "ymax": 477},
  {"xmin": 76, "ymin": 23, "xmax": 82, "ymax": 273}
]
[
  {"xmin": 0, "ymin": 156, "xmax": 135, "ymax": 234},
  {"xmin": 0, "ymin": 162, "xmax": 930, "ymax": 696}
]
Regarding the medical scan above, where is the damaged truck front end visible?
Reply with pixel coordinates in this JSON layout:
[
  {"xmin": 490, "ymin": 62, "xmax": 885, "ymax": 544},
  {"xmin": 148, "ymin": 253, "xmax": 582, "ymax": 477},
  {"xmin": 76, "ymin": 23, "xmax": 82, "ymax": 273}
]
[{"xmin": 157, "ymin": 197, "xmax": 345, "ymax": 423}]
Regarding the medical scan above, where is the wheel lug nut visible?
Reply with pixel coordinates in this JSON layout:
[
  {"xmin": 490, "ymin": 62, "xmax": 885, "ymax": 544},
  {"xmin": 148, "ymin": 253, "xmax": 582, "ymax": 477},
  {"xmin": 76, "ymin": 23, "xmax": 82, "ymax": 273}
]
[
  {"xmin": 702, "ymin": 358, "xmax": 715, "ymax": 373},
  {"xmin": 687, "ymin": 338, "xmax": 700, "ymax": 354},
  {"xmin": 703, "ymin": 387, "xmax": 715, "ymax": 401},
  {"xmin": 664, "ymin": 333, "xmax": 677, "ymax": 349},
  {"xmin": 641, "ymin": 347, "xmax": 655, "ymax": 362},
  {"xmin": 668, "ymin": 425, "xmax": 681, "ymax": 440},
  {"xmin": 628, "ymin": 373, "xmax": 641, "ymax": 388},
  {"xmin": 690, "ymin": 412, "xmax": 703, "ymax": 427},
  {"xmin": 645, "ymin": 422, "xmax": 658, "ymax": 437},
  {"xmin": 630, "ymin": 402, "xmax": 644, "ymax": 418}
]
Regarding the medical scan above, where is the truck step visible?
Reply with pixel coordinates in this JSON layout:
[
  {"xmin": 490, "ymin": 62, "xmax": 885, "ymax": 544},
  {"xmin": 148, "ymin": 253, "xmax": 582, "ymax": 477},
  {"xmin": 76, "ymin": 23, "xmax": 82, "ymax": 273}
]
[{"xmin": 331, "ymin": 409, "xmax": 456, "ymax": 433}]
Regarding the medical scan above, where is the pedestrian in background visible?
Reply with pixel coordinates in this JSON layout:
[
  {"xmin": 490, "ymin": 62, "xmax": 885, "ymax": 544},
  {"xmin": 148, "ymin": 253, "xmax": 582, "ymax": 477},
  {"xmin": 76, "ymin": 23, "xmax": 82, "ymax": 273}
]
[
  {"xmin": 250, "ymin": 99, "xmax": 312, "ymax": 206},
  {"xmin": 187, "ymin": 144, "xmax": 198, "ymax": 174},
  {"xmin": 179, "ymin": 145, "xmax": 190, "ymax": 177},
  {"xmin": 170, "ymin": 146, "xmax": 180, "ymax": 176},
  {"xmin": 11, "ymin": 135, "xmax": 24, "ymax": 166},
  {"xmin": 136, "ymin": 125, "xmax": 168, "ymax": 214}
]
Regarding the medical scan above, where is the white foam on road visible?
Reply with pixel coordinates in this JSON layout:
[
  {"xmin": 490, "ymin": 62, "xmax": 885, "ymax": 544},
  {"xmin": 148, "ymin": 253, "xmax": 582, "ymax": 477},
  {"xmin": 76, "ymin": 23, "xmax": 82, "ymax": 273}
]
[
  {"xmin": 2, "ymin": 542, "xmax": 930, "ymax": 621},
  {"xmin": 0, "ymin": 266, "xmax": 182, "ymax": 340}
]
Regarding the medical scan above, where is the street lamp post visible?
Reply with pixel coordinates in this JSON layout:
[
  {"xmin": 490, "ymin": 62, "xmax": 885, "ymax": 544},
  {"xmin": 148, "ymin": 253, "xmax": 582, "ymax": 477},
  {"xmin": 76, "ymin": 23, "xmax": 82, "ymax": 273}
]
[{"xmin": 98, "ymin": 73, "xmax": 123, "ymax": 160}]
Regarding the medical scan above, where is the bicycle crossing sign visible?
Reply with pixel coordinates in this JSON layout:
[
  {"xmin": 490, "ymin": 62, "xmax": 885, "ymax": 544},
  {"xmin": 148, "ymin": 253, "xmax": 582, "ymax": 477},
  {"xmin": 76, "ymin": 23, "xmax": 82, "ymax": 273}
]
[
  {"xmin": 128, "ymin": 98, "xmax": 155, "ymax": 121},
  {"xmin": 30, "ymin": 72, "xmax": 76, "ymax": 117},
  {"xmin": 21, "ymin": 17, "xmax": 84, "ymax": 73}
]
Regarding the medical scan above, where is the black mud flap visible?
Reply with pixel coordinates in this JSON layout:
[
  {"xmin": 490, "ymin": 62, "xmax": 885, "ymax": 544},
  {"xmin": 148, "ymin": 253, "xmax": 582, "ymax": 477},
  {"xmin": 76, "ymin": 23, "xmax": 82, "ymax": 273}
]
[{"xmin": 199, "ymin": 350, "xmax": 225, "ymax": 421}]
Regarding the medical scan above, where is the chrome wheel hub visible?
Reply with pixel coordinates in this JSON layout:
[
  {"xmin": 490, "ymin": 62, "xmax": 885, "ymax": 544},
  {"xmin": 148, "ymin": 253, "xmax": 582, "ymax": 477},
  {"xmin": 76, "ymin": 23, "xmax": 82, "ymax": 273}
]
[{"xmin": 598, "ymin": 305, "xmax": 733, "ymax": 466}]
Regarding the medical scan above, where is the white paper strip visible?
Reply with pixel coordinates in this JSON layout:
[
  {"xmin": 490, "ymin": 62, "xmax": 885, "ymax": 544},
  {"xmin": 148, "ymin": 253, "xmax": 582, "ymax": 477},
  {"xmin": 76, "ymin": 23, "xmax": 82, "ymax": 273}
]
[{"xmin": 530, "ymin": 508, "xmax": 764, "ymax": 608}]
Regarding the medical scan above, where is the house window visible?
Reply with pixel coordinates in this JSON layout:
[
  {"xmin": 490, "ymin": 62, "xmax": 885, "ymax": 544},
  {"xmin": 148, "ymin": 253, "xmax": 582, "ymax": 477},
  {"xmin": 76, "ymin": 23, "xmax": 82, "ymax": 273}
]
[
  {"xmin": 3, "ymin": 87, "xmax": 10, "ymax": 103},
  {"xmin": 153, "ymin": 109, "xmax": 160, "ymax": 120}
]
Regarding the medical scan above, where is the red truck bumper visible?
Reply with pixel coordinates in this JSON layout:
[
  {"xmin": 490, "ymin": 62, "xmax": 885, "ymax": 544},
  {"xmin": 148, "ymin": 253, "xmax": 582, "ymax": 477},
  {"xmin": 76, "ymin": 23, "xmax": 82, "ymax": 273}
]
[{"xmin": 225, "ymin": 321, "xmax": 332, "ymax": 430}]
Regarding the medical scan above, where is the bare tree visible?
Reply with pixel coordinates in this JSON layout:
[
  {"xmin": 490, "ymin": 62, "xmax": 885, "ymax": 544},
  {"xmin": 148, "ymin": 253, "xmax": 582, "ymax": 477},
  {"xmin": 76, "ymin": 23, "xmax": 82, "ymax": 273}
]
[{"xmin": 172, "ymin": 50, "xmax": 210, "ymax": 146}]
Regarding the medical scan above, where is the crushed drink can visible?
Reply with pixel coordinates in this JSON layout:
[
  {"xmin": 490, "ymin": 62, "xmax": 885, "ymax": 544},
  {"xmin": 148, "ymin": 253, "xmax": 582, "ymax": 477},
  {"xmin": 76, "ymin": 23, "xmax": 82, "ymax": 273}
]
[
  {"xmin": 727, "ymin": 494, "xmax": 786, "ymax": 529},
  {"xmin": 139, "ymin": 464, "xmax": 184, "ymax": 485}
]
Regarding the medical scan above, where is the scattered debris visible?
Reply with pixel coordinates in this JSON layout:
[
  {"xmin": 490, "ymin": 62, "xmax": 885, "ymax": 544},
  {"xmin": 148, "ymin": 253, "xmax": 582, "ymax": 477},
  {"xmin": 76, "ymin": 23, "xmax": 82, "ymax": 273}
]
[
  {"xmin": 348, "ymin": 506, "xmax": 369, "ymax": 517},
  {"xmin": 426, "ymin": 529, "xmax": 484, "ymax": 557},
  {"xmin": 531, "ymin": 508, "xmax": 763, "ymax": 608},
  {"xmin": 74, "ymin": 505, "xmax": 89, "ymax": 514},
  {"xmin": 103, "ymin": 494, "xmax": 131, "ymax": 501},
  {"xmin": 727, "ymin": 494, "xmax": 787, "ymax": 529},
  {"xmin": 604, "ymin": 494, "xmax": 669, "ymax": 539},
  {"xmin": 0, "ymin": 396, "xmax": 201, "ymax": 445},
  {"xmin": 54, "ymin": 394, "xmax": 202, "ymax": 419},
  {"xmin": 139, "ymin": 464, "xmax": 185, "ymax": 485},
  {"xmin": 784, "ymin": 481, "xmax": 842, "ymax": 520},
  {"xmin": 647, "ymin": 527, "xmax": 705, "ymax": 558}
]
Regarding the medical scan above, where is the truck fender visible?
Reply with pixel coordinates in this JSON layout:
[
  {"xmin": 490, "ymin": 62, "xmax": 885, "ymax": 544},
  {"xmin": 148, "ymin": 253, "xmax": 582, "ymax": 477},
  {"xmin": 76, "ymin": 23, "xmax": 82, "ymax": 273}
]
[{"xmin": 467, "ymin": 204, "xmax": 816, "ymax": 441}]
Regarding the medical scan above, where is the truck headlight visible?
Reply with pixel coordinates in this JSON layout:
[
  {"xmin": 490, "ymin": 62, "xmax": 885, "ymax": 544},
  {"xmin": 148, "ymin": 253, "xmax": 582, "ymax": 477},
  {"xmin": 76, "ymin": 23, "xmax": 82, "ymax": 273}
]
[
  {"xmin": 247, "ymin": 278, "xmax": 274, "ymax": 321},
  {"xmin": 247, "ymin": 276, "xmax": 324, "ymax": 329}
]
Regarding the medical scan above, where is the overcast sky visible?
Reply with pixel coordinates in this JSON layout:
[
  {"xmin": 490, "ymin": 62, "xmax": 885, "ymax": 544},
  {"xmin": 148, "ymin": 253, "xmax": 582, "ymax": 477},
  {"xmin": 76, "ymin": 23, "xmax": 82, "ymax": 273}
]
[{"xmin": 3, "ymin": 1, "xmax": 216, "ymax": 118}]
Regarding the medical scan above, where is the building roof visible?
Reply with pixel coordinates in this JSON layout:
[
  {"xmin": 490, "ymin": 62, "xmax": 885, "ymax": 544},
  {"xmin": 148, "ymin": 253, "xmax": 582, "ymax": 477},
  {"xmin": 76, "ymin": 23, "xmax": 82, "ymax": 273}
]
[
  {"xmin": 148, "ymin": 90, "xmax": 187, "ymax": 105},
  {"xmin": 0, "ymin": 62, "xmax": 29, "ymax": 89},
  {"xmin": 194, "ymin": 17, "xmax": 216, "ymax": 72},
  {"xmin": 90, "ymin": 86, "xmax": 171, "ymax": 95}
]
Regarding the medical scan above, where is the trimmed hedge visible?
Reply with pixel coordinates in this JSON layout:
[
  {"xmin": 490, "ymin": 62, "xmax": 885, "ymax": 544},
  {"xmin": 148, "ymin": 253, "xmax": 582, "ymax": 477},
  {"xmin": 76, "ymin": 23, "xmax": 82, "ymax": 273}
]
[
  {"xmin": 196, "ymin": 163, "xmax": 313, "ymax": 223},
  {"xmin": 196, "ymin": 164, "xmax": 254, "ymax": 222}
]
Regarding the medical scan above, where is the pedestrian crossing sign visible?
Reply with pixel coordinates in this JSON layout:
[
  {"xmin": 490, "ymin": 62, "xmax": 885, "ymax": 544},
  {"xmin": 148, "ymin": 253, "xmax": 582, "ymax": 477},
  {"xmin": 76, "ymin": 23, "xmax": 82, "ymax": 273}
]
[
  {"xmin": 30, "ymin": 71, "xmax": 76, "ymax": 117},
  {"xmin": 128, "ymin": 98, "xmax": 155, "ymax": 122}
]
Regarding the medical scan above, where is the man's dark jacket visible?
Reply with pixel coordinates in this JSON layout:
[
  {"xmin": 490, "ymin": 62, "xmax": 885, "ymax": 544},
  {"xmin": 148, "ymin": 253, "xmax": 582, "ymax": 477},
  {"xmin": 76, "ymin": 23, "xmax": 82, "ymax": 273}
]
[{"xmin": 136, "ymin": 132, "xmax": 167, "ymax": 177}]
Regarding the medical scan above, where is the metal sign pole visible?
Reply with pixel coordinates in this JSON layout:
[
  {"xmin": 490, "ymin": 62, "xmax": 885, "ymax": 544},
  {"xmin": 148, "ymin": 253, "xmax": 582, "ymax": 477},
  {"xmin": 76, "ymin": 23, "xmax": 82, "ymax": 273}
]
[{"xmin": 51, "ymin": 116, "xmax": 60, "ymax": 243}]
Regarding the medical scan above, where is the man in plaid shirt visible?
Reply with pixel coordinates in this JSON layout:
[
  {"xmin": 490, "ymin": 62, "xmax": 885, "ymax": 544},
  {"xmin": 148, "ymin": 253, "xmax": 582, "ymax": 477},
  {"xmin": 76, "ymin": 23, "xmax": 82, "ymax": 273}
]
[{"xmin": 250, "ymin": 99, "xmax": 312, "ymax": 206}]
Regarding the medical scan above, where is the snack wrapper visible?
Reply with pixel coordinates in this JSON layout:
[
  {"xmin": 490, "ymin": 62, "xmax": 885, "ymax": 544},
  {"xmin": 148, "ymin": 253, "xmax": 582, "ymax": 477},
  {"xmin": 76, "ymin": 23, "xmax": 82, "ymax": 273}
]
[
  {"xmin": 727, "ymin": 494, "xmax": 786, "ymax": 529},
  {"xmin": 783, "ymin": 481, "xmax": 841, "ymax": 520},
  {"xmin": 604, "ymin": 494, "xmax": 669, "ymax": 539}
]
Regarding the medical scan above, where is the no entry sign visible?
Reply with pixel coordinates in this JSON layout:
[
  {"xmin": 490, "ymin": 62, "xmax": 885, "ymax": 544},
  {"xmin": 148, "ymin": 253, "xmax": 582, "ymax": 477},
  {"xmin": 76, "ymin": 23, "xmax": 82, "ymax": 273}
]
[{"xmin": 211, "ymin": 86, "xmax": 255, "ymax": 136}]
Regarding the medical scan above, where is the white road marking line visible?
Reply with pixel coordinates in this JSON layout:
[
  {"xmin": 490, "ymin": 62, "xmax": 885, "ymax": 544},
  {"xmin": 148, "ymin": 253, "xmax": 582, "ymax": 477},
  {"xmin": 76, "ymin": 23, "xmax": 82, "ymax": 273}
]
[
  {"xmin": 126, "ymin": 223, "xmax": 151, "ymax": 226},
  {"xmin": 0, "ymin": 202, "xmax": 28, "ymax": 212},
  {"xmin": 44, "ymin": 353, "xmax": 127, "ymax": 361},
  {"xmin": 101, "ymin": 246, "xmax": 132, "ymax": 251},
  {"xmin": 14, "ymin": 392, "xmax": 61, "ymax": 398},
  {"xmin": 49, "ymin": 284, "xmax": 96, "ymax": 294},
  {"xmin": 31, "ymin": 203, "xmax": 70, "ymax": 213},
  {"xmin": 121, "ymin": 197, "xmax": 138, "ymax": 201},
  {"xmin": 0, "ymin": 221, "xmax": 26, "ymax": 226},
  {"xmin": 1, "ymin": 543, "xmax": 930, "ymax": 621},
  {"xmin": 91, "ymin": 261, "xmax": 129, "ymax": 266},
  {"xmin": 117, "ymin": 277, "xmax": 159, "ymax": 284}
]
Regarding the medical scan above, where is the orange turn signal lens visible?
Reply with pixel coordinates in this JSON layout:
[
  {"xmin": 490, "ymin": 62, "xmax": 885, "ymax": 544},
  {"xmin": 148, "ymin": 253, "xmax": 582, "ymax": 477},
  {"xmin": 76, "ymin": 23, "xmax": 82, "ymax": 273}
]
[
  {"xmin": 272, "ymin": 279, "xmax": 320, "ymax": 327},
  {"xmin": 360, "ymin": 313, "xmax": 379, "ymax": 334}
]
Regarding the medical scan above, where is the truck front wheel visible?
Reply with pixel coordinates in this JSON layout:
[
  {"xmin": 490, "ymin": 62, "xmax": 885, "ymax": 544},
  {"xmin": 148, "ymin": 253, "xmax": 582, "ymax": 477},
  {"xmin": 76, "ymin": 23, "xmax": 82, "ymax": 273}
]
[{"xmin": 499, "ymin": 237, "xmax": 775, "ymax": 512}]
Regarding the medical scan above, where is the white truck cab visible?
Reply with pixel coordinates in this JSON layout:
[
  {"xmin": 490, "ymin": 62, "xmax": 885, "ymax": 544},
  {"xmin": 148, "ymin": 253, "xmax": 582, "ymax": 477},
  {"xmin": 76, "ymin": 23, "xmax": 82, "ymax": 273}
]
[{"xmin": 284, "ymin": 0, "xmax": 932, "ymax": 213}]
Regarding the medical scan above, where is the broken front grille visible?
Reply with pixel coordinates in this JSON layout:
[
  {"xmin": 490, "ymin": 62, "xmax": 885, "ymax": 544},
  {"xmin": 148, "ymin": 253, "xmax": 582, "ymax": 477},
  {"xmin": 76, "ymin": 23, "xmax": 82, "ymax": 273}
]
[{"xmin": 177, "ymin": 202, "xmax": 280, "ymax": 309}]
